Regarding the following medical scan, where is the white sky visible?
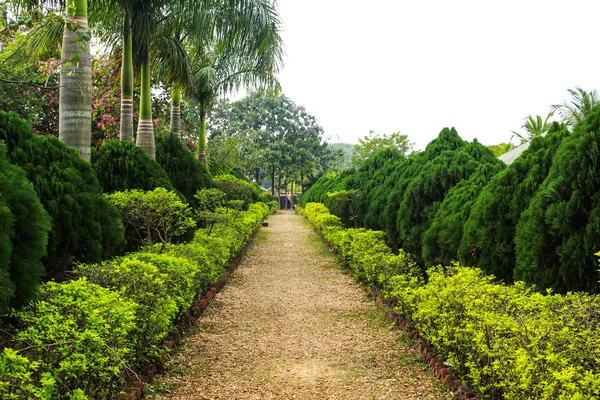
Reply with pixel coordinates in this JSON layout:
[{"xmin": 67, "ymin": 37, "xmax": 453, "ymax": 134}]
[{"xmin": 274, "ymin": 0, "xmax": 600, "ymax": 150}]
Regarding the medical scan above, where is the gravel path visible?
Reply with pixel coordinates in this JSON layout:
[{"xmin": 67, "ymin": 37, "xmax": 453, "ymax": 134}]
[{"xmin": 149, "ymin": 210, "xmax": 451, "ymax": 400}]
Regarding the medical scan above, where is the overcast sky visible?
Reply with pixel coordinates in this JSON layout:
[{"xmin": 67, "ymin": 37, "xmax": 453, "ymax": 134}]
[{"xmin": 274, "ymin": 0, "xmax": 600, "ymax": 150}]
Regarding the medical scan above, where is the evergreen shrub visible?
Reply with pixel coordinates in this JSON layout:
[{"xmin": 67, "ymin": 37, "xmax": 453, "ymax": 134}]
[
  {"xmin": 155, "ymin": 133, "xmax": 212, "ymax": 207},
  {"xmin": 91, "ymin": 139, "xmax": 175, "ymax": 194},
  {"xmin": 0, "ymin": 142, "xmax": 50, "ymax": 313},
  {"xmin": 0, "ymin": 111, "xmax": 125, "ymax": 280}
]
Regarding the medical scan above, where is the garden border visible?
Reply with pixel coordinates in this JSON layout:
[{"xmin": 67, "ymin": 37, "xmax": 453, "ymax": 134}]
[
  {"xmin": 117, "ymin": 223, "xmax": 263, "ymax": 400},
  {"xmin": 303, "ymin": 212, "xmax": 478, "ymax": 400}
]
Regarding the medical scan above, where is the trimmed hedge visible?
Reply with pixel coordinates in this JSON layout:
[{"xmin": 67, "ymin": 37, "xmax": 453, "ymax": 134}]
[
  {"xmin": 0, "ymin": 201, "xmax": 271, "ymax": 398},
  {"xmin": 301, "ymin": 202, "xmax": 600, "ymax": 400}
]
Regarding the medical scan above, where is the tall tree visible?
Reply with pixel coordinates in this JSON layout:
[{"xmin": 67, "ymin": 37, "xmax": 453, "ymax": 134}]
[
  {"xmin": 510, "ymin": 113, "xmax": 554, "ymax": 144},
  {"xmin": 351, "ymin": 130, "xmax": 413, "ymax": 168},
  {"xmin": 551, "ymin": 87, "xmax": 600, "ymax": 129}
]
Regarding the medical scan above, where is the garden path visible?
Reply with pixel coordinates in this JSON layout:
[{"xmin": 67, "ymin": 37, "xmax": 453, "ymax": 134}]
[{"xmin": 149, "ymin": 210, "xmax": 450, "ymax": 400}]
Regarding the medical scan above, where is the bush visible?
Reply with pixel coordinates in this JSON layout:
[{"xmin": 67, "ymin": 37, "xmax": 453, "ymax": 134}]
[
  {"xmin": 155, "ymin": 133, "xmax": 212, "ymax": 207},
  {"xmin": 91, "ymin": 139, "xmax": 175, "ymax": 194},
  {"xmin": 422, "ymin": 162, "xmax": 505, "ymax": 267},
  {"xmin": 0, "ymin": 111, "xmax": 125, "ymax": 281},
  {"xmin": 303, "ymin": 203, "xmax": 600, "ymax": 399},
  {"xmin": 75, "ymin": 259, "xmax": 177, "ymax": 361},
  {"xmin": 460, "ymin": 123, "xmax": 569, "ymax": 283},
  {"xmin": 0, "ymin": 142, "xmax": 51, "ymax": 313},
  {"xmin": 10, "ymin": 280, "xmax": 137, "ymax": 399},
  {"xmin": 106, "ymin": 188, "xmax": 196, "ymax": 252},
  {"xmin": 212, "ymin": 174, "xmax": 257, "ymax": 209},
  {"xmin": 515, "ymin": 107, "xmax": 600, "ymax": 292}
]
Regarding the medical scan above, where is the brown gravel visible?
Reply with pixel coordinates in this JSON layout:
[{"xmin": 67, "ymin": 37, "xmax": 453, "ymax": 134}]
[{"xmin": 148, "ymin": 210, "xmax": 452, "ymax": 400}]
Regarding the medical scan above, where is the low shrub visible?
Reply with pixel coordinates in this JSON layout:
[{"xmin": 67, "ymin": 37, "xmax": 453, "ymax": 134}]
[
  {"xmin": 106, "ymin": 188, "xmax": 196, "ymax": 252},
  {"xmin": 7, "ymin": 279, "xmax": 137, "ymax": 399},
  {"xmin": 302, "ymin": 202, "xmax": 600, "ymax": 400}
]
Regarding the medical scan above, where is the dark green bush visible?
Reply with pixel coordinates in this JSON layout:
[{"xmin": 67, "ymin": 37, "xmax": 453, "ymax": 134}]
[
  {"xmin": 155, "ymin": 133, "xmax": 212, "ymax": 207},
  {"xmin": 515, "ymin": 107, "xmax": 600, "ymax": 292},
  {"xmin": 0, "ymin": 142, "xmax": 51, "ymax": 313},
  {"xmin": 11, "ymin": 279, "xmax": 137, "ymax": 399},
  {"xmin": 460, "ymin": 123, "xmax": 569, "ymax": 284},
  {"xmin": 422, "ymin": 162, "xmax": 505, "ymax": 267},
  {"xmin": 0, "ymin": 111, "xmax": 125, "ymax": 281},
  {"xmin": 91, "ymin": 139, "xmax": 175, "ymax": 194}
]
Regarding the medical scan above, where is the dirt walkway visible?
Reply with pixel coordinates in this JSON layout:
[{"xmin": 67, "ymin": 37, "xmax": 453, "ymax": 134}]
[{"xmin": 149, "ymin": 211, "xmax": 451, "ymax": 400}]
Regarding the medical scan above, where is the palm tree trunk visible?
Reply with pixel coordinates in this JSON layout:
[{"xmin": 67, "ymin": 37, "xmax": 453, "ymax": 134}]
[
  {"xmin": 136, "ymin": 61, "xmax": 155, "ymax": 159},
  {"xmin": 59, "ymin": 0, "xmax": 92, "ymax": 161},
  {"xmin": 170, "ymin": 86, "xmax": 182, "ymax": 138},
  {"xmin": 119, "ymin": 10, "xmax": 134, "ymax": 141},
  {"xmin": 198, "ymin": 108, "xmax": 207, "ymax": 167}
]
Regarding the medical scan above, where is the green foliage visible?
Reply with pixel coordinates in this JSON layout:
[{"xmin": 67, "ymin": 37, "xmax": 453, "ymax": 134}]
[
  {"xmin": 0, "ymin": 347, "xmax": 57, "ymax": 400},
  {"xmin": 75, "ymin": 259, "xmax": 177, "ymax": 360},
  {"xmin": 0, "ymin": 111, "xmax": 125, "ymax": 280},
  {"xmin": 487, "ymin": 142, "xmax": 515, "ymax": 156},
  {"xmin": 303, "ymin": 203, "xmax": 600, "ymax": 399},
  {"xmin": 212, "ymin": 174, "xmax": 257, "ymax": 208},
  {"xmin": 396, "ymin": 138, "xmax": 500, "ymax": 261},
  {"xmin": 460, "ymin": 124, "xmax": 569, "ymax": 283},
  {"xmin": 155, "ymin": 133, "xmax": 212, "ymax": 207},
  {"xmin": 0, "ymin": 142, "xmax": 50, "ymax": 313},
  {"xmin": 11, "ymin": 280, "xmax": 137, "ymax": 399},
  {"xmin": 106, "ymin": 188, "xmax": 195, "ymax": 252},
  {"xmin": 351, "ymin": 130, "xmax": 413, "ymax": 168},
  {"xmin": 422, "ymin": 162, "xmax": 505, "ymax": 267},
  {"xmin": 515, "ymin": 106, "xmax": 600, "ymax": 292},
  {"xmin": 91, "ymin": 139, "xmax": 175, "ymax": 194}
]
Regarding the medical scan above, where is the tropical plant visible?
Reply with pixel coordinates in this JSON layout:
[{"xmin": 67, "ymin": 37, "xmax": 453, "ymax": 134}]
[
  {"xmin": 510, "ymin": 113, "xmax": 554, "ymax": 143},
  {"xmin": 551, "ymin": 87, "xmax": 600, "ymax": 128}
]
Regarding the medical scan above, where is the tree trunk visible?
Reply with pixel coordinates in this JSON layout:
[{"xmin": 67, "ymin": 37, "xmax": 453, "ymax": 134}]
[
  {"xmin": 255, "ymin": 168, "xmax": 260, "ymax": 185},
  {"xmin": 59, "ymin": 0, "xmax": 92, "ymax": 161},
  {"xmin": 170, "ymin": 86, "xmax": 181, "ymax": 138},
  {"xmin": 119, "ymin": 10, "xmax": 134, "ymax": 141},
  {"xmin": 198, "ymin": 108, "xmax": 207, "ymax": 167},
  {"xmin": 271, "ymin": 166, "xmax": 275, "ymax": 196},
  {"xmin": 136, "ymin": 61, "xmax": 155, "ymax": 159}
]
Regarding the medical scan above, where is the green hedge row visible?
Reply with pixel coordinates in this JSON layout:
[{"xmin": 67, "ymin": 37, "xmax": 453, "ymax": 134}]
[
  {"xmin": 0, "ymin": 202, "xmax": 271, "ymax": 399},
  {"xmin": 301, "ymin": 202, "xmax": 600, "ymax": 400}
]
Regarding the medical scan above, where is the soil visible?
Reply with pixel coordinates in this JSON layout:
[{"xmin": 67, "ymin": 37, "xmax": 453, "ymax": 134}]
[{"xmin": 148, "ymin": 210, "xmax": 452, "ymax": 400}]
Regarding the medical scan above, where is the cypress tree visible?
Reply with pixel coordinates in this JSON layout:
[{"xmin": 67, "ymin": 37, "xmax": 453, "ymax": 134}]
[
  {"xmin": 460, "ymin": 123, "xmax": 569, "ymax": 283},
  {"xmin": 515, "ymin": 106, "xmax": 600, "ymax": 292}
]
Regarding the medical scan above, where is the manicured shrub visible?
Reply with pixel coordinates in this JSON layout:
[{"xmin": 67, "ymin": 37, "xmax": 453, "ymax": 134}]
[
  {"xmin": 75, "ymin": 258, "xmax": 178, "ymax": 361},
  {"xmin": 515, "ymin": 106, "xmax": 600, "ymax": 292},
  {"xmin": 212, "ymin": 174, "xmax": 257, "ymax": 209},
  {"xmin": 127, "ymin": 252, "xmax": 200, "ymax": 316},
  {"xmin": 0, "ymin": 142, "xmax": 51, "ymax": 313},
  {"xmin": 155, "ymin": 133, "xmax": 212, "ymax": 207},
  {"xmin": 91, "ymin": 139, "xmax": 175, "ymax": 194},
  {"xmin": 106, "ymin": 188, "xmax": 196, "ymax": 252},
  {"xmin": 303, "ymin": 203, "xmax": 600, "ymax": 399},
  {"xmin": 0, "ymin": 111, "xmax": 125, "ymax": 280},
  {"xmin": 460, "ymin": 123, "xmax": 569, "ymax": 284},
  {"xmin": 10, "ymin": 279, "xmax": 137, "ymax": 399},
  {"xmin": 396, "ymin": 140, "xmax": 500, "ymax": 262},
  {"xmin": 422, "ymin": 162, "xmax": 505, "ymax": 267}
]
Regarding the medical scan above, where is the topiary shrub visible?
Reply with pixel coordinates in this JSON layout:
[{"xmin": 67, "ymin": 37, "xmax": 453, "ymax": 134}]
[
  {"xmin": 106, "ymin": 188, "xmax": 196, "ymax": 252},
  {"xmin": 155, "ymin": 133, "xmax": 212, "ymax": 207},
  {"xmin": 11, "ymin": 279, "xmax": 137, "ymax": 399},
  {"xmin": 91, "ymin": 139, "xmax": 175, "ymax": 194},
  {"xmin": 515, "ymin": 106, "xmax": 600, "ymax": 292},
  {"xmin": 0, "ymin": 111, "xmax": 125, "ymax": 281},
  {"xmin": 212, "ymin": 174, "xmax": 257, "ymax": 209},
  {"xmin": 0, "ymin": 142, "xmax": 51, "ymax": 313}
]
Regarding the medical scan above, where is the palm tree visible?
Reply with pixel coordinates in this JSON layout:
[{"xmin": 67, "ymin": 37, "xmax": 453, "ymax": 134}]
[
  {"xmin": 188, "ymin": 2, "xmax": 283, "ymax": 167},
  {"xmin": 551, "ymin": 87, "xmax": 600, "ymax": 129},
  {"xmin": 511, "ymin": 113, "xmax": 553, "ymax": 144},
  {"xmin": 10, "ymin": 0, "xmax": 93, "ymax": 160}
]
